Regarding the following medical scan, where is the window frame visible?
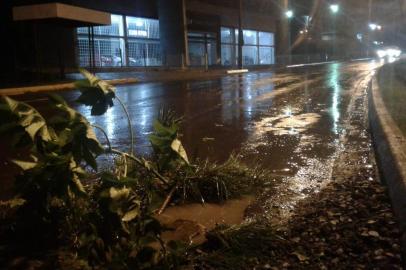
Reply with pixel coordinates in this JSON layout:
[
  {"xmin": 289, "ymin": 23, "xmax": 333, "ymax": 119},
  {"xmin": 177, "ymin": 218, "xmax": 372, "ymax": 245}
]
[
  {"xmin": 76, "ymin": 14, "xmax": 162, "ymax": 68},
  {"xmin": 220, "ymin": 26, "xmax": 275, "ymax": 66}
]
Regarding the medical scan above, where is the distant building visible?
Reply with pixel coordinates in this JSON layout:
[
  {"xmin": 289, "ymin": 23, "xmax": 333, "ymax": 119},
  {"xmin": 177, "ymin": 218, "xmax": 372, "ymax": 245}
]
[
  {"xmin": 0, "ymin": 0, "xmax": 281, "ymax": 82},
  {"xmin": 3, "ymin": 0, "xmax": 398, "ymax": 83}
]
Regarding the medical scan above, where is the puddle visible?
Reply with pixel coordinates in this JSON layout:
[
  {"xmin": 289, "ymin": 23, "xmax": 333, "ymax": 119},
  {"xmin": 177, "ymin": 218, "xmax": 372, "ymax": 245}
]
[
  {"xmin": 254, "ymin": 113, "xmax": 321, "ymax": 136},
  {"xmin": 156, "ymin": 196, "xmax": 253, "ymax": 245},
  {"xmin": 158, "ymin": 196, "xmax": 253, "ymax": 229}
]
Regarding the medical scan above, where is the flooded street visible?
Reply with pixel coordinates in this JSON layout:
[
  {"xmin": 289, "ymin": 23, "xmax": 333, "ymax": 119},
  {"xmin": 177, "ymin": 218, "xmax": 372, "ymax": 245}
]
[{"xmin": 17, "ymin": 61, "xmax": 379, "ymax": 225}]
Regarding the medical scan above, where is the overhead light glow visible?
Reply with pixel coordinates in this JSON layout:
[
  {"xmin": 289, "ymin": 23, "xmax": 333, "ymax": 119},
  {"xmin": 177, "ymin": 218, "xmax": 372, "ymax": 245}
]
[
  {"xmin": 356, "ymin": 33, "xmax": 363, "ymax": 41},
  {"xmin": 285, "ymin": 10, "xmax": 294, "ymax": 19},
  {"xmin": 387, "ymin": 48, "xmax": 401, "ymax": 58},
  {"xmin": 369, "ymin": 23, "xmax": 382, "ymax": 31},
  {"xmin": 369, "ymin": 23, "xmax": 377, "ymax": 30},
  {"xmin": 330, "ymin": 4, "xmax": 339, "ymax": 13},
  {"xmin": 376, "ymin": 48, "xmax": 402, "ymax": 58},
  {"xmin": 376, "ymin": 50, "xmax": 386, "ymax": 58}
]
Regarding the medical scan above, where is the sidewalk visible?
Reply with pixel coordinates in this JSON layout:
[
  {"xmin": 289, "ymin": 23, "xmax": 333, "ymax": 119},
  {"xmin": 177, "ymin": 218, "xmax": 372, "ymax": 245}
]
[
  {"xmin": 376, "ymin": 60, "xmax": 406, "ymax": 134},
  {"xmin": 368, "ymin": 59, "xmax": 406, "ymax": 265},
  {"xmin": 0, "ymin": 68, "xmax": 260, "ymax": 96}
]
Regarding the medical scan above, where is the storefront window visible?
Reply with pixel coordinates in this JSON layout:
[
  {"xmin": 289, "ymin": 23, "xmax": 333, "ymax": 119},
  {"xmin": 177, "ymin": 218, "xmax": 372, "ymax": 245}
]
[
  {"xmin": 221, "ymin": 44, "xmax": 233, "ymax": 66},
  {"xmin": 207, "ymin": 41, "xmax": 217, "ymax": 65},
  {"xmin": 188, "ymin": 32, "xmax": 218, "ymax": 66},
  {"xmin": 126, "ymin": 17, "xmax": 160, "ymax": 39},
  {"xmin": 259, "ymin": 32, "xmax": 274, "ymax": 46},
  {"xmin": 76, "ymin": 14, "xmax": 161, "ymax": 67},
  {"xmin": 127, "ymin": 41, "xmax": 161, "ymax": 66},
  {"xmin": 243, "ymin": 46, "xmax": 258, "ymax": 65},
  {"xmin": 243, "ymin": 30, "xmax": 257, "ymax": 45},
  {"xmin": 188, "ymin": 42, "xmax": 206, "ymax": 66},
  {"xmin": 95, "ymin": 15, "xmax": 124, "ymax": 36},
  {"xmin": 77, "ymin": 37, "xmax": 126, "ymax": 67},
  {"xmin": 259, "ymin": 46, "xmax": 274, "ymax": 64},
  {"xmin": 221, "ymin": 27, "xmax": 274, "ymax": 66},
  {"xmin": 221, "ymin": 27, "xmax": 234, "ymax": 44}
]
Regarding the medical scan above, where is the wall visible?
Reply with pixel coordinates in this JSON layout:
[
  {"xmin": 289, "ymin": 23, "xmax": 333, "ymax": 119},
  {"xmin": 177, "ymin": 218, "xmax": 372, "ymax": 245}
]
[
  {"xmin": 158, "ymin": 0, "xmax": 188, "ymax": 67},
  {"xmin": 187, "ymin": 0, "xmax": 277, "ymax": 32}
]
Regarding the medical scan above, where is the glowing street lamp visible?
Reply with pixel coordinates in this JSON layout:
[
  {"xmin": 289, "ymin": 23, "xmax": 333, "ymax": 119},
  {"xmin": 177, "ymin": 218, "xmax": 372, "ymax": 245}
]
[
  {"xmin": 330, "ymin": 4, "xmax": 339, "ymax": 14},
  {"xmin": 284, "ymin": 10, "xmax": 293, "ymax": 64},
  {"xmin": 369, "ymin": 23, "xmax": 382, "ymax": 31}
]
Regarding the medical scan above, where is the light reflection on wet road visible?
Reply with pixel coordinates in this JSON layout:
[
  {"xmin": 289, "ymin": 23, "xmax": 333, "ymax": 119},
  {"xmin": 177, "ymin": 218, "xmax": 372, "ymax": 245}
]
[
  {"xmin": 15, "ymin": 61, "xmax": 379, "ymax": 217},
  {"xmin": 56, "ymin": 62, "xmax": 376, "ymax": 173}
]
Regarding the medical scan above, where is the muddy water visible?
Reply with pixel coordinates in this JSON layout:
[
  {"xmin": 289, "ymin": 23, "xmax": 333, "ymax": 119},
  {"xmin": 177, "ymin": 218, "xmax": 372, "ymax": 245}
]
[
  {"xmin": 156, "ymin": 196, "xmax": 253, "ymax": 245},
  {"xmin": 6, "ymin": 61, "xmax": 380, "ymax": 229},
  {"xmin": 158, "ymin": 196, "xmax": 253, "ymax": 229}
]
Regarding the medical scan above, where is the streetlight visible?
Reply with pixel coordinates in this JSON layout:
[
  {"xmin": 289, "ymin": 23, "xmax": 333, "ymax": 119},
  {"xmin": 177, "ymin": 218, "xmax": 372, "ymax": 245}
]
[
  {"xmin": 330, "ymin": 4, "xmax": 339, "ymax": 13},
  {"xmin": 329, "ymin": 4, "xmax": 339, "ymax": 59},
  {"xmin": 285, "ymin": 10, "xmax": 294, "ymax": 19},
  {"xmin": 369, "ymin": 23, "xmax": 382, "ymax": 31},
  {"xmin": 285, "ymin": 10, "xmax": 293, "ymax": 64}
]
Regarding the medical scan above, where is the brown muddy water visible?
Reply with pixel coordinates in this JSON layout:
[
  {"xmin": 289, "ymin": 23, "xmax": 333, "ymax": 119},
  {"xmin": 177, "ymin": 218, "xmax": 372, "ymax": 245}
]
[{"xmin": 157, "ymin": 196, "xmax": 253, "ymax": 245}]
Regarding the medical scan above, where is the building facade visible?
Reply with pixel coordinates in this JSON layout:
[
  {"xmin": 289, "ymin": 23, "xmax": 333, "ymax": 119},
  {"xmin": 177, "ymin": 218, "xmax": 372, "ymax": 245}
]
[{"xmin": 0, "ymin": 0, "xmax": 281, "ymax": 83}]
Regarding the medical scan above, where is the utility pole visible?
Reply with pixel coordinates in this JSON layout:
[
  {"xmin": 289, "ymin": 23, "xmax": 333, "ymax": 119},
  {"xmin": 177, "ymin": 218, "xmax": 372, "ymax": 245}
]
[
  {"xmin": 182, "ymin": 0, "xmax": 190, "ymax": 68},
  {"xmin": 367, "ymin": 0, "xmax": 372, "ymax": 57},
  {"xmin": 238, "ymin": 0, "xmax": 243, "ymax": 69}
]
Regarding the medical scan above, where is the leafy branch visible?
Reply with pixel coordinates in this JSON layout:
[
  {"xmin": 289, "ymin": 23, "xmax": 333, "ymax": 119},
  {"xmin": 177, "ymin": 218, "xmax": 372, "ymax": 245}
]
[{"xmin": 75, "ymin": 68, "xmax": 134, "ymax": 155}]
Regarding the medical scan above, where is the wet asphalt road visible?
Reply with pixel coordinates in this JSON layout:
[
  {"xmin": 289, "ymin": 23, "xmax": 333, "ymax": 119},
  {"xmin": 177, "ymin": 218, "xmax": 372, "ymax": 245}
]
[{"xmin": 12, "ymin": 61, "xmax": 378, "ymax": 202}]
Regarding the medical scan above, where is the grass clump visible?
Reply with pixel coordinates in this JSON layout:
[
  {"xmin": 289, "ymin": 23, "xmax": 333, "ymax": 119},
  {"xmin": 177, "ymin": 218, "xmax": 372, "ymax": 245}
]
[{"xmin": 176, "ymin": 156, "xmax": 268, "ymax": 204}]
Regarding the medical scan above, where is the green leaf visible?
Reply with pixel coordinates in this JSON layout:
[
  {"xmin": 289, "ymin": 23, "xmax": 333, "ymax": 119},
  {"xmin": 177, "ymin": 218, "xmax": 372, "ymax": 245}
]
[
  {"xmin": 91, "ymin": 101, "xmax": 109, "ymax": 116},
  {"xmin": 100, "ymin": 172, "xmax": 139, "ymax": 186},
  {"xmin": 152, "ymin": 120, "xmax": 174, "ymax": 137},
  {"xmin": 72, "ymin": 174, "xmax": 86, "ymax": 194},
  {"xmin": 24, "ymin": 121, "xmax": 46, "ymax": 141},
  {"xmin": 109, "ymin": 187, "xmax": 130, "ymax": 201},
  {"xmin": 49, "ymin": 96, "xmax": 104, "ymax": 166},
  {"xmin": 171, "ymin": 139, "xmax": 189, "ymax": 164},
  {"xmin": 12, "ymin": 157, "xmax": 38, "ymax": 171},
  {"xmin": 75, "ymin": 69, "xmax": 116, "ymax": 116},
  {"xmin": 0, "ymin": 198, "xmax": 26, "ymax": 208},
  {"xmin": 122, "ymin": 208, "xmax": 139, "ymax": 222},
  {"xmin": 76, "ymin": 89, "xmax": 103, "ymax": 107},
  {"xmin": 149, "ymin": 134, "xmax": 171, "ymax": 148},
  {"xmin": 0, "ymin": 96, "xmax": 52, "ymax": 143},
  {"xmin": 2, "ymin": 96, "xmax": 18, "ymax": 112},
  {"xmin": 82, "ymin": 147, "xmax": 98, "ymax": 171}
]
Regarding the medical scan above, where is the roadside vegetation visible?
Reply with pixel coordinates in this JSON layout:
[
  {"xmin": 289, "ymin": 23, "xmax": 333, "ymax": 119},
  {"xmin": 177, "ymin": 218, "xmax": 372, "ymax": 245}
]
[{"xmin": 0, "ymin": 69, "xmax": 268, "ymax": 269}]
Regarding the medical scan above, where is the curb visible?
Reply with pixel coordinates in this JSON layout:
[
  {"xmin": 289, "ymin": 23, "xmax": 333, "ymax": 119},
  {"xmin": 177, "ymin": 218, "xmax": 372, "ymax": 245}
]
[
  {"xmin": 0, "ymin": 78, "xmax": 138, "ymax": 96},
  {"xmin": 368, "ymin": 76, "xmax": 406, "ymax": 263}
]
